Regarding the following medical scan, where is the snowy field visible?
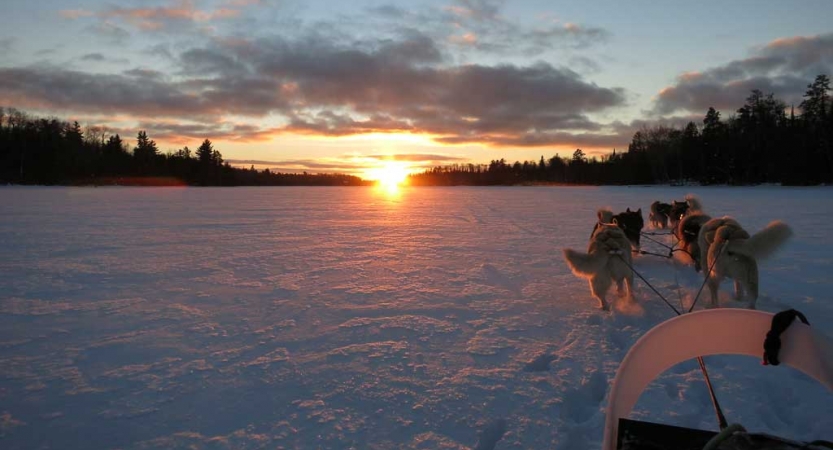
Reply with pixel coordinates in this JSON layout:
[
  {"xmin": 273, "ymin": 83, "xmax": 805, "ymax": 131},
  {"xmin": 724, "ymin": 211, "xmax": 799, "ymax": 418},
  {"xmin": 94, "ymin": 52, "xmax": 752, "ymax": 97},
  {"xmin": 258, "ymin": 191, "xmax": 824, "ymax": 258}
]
[{"xmin": 1, "ymin": 185, "xmax": 832, "ymax": 450}]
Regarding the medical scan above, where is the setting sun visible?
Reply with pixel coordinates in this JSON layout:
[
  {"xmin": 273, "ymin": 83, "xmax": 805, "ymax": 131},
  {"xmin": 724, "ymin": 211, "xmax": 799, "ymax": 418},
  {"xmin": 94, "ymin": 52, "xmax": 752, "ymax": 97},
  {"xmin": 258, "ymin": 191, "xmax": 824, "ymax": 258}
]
[{"xmin": 368, "ymin": 161, "xmax": 411, "ymax": 190}]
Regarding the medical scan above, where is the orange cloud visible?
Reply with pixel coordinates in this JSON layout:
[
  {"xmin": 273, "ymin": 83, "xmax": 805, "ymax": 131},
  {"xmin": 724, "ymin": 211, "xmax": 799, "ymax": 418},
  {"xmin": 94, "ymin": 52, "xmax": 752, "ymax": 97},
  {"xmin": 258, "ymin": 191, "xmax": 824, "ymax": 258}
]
[{"xmin": 104, "ymin": 0, "xmax": 242, "ymax": 30}]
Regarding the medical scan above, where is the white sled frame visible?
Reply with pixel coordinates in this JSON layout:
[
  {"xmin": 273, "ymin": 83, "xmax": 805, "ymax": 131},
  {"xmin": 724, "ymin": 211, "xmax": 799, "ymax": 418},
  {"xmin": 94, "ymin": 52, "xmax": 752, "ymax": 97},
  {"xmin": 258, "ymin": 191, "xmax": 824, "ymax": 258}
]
[{"xmin": 602, "ymin": 309, "xmax": 833, "ymax": 450}]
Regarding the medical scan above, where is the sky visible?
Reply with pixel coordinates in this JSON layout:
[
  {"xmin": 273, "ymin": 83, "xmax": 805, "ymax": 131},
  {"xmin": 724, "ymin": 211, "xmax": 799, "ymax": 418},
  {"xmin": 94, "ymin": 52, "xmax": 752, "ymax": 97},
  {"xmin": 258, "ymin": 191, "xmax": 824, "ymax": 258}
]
[{"xmin": 1, "ymin": 0, "xmax": 832, "ymax": 179}]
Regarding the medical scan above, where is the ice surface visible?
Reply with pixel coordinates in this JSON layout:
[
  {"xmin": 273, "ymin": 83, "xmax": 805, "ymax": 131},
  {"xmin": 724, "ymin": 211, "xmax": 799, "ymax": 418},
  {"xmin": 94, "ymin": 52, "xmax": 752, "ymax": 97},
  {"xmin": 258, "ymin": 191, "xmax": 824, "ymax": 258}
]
[{"xmin": 0, "ymin": 185, "xmax": 831, "ymax": 449}]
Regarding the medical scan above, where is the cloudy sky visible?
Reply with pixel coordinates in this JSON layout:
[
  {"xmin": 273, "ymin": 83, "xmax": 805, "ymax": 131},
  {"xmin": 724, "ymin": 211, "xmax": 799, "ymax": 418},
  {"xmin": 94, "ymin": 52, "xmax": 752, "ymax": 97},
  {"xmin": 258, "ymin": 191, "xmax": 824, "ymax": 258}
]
[{"xmin": 1, "ymin": 0, "xmax": 832, "ymax": 178}]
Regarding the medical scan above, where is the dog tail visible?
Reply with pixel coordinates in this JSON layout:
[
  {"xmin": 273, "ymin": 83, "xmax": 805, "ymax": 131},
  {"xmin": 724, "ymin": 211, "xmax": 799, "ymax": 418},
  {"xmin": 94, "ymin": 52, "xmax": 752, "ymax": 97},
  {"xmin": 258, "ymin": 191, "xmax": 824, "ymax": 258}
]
[
  {"xmin": 685, "ymin": 194, "xmax": 703, "ymax": 213},
  {"xmin": 737, "ymin": 220, "xmax": 793, "ymax": 260},
  {"xmin": 563, "ymin": 248, "xmax": 607, "ymax": 278}
]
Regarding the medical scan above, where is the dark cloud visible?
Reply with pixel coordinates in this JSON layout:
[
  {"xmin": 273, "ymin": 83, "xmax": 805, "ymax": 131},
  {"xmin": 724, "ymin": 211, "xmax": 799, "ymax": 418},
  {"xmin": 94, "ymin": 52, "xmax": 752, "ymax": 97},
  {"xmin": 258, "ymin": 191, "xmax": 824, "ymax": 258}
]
[
  {"xmin": 123, "ymin": 68, "xmax": 166, "ymax": 80},
  {"xmin": 0, "ymin": 67, "xmax": 206, "ymax": 117},
  {"xmin": 81, "ymin": 53, "xmax": 106, "ymax": 61},
  {"xmin": 654, "ymin": 33, "xmax": 833, "ymax": 115},
  {"xmin": 135, "ymin": 121, "xmax": 278, "ymax": 143}
]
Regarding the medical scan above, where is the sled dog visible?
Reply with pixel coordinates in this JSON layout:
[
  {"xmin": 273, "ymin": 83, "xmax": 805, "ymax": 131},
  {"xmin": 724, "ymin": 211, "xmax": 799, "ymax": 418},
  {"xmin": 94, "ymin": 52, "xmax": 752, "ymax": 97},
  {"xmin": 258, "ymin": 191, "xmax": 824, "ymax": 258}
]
[
  {"xmin": 564, "ymin": 223, "xmax": 635, "ymax": 311},
  {"xmin": 613, "ymin": 208, "xmax": 644, "ymax": 250},
  {"xmin": 697, "ymin": 217, "xmax": 792, "ymax": 309},
  {"xmin": 649, "ymin": 201, "xmax": 672, "ymax": 229},
  {"xmin": 669, "ymin": 194, "xmax": 703, "ymax": 229},
  {"xmin": 590, "ymin": 208, "xmax": 644, "ymax": 250},
  {"xmin": 674, "ymin": 212, "xmax": 712, "ymax": 272}
]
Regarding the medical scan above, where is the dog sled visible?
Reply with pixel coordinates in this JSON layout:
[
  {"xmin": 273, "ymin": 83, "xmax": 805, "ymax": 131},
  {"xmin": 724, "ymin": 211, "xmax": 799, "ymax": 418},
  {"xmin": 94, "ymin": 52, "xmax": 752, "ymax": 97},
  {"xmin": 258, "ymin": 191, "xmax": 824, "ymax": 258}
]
[{"xmin": 602, "ymin": 309, "xmax": 833, "ymax": 450}]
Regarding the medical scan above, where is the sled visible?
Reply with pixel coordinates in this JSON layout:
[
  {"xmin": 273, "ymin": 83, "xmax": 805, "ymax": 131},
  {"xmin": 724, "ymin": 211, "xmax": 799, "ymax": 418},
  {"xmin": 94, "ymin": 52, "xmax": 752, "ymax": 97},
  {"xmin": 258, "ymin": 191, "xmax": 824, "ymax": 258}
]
[{"xmin": 602, "ymin": 309, "xmax": 833, "ymax": 450}]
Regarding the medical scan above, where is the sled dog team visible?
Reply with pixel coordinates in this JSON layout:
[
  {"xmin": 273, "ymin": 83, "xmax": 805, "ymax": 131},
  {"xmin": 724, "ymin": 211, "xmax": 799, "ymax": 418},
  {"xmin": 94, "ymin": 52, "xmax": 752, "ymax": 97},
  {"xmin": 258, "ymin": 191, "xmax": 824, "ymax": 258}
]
[{"xmin": 563, "ymin": 194, "xmax": 793, "ymax": 311}]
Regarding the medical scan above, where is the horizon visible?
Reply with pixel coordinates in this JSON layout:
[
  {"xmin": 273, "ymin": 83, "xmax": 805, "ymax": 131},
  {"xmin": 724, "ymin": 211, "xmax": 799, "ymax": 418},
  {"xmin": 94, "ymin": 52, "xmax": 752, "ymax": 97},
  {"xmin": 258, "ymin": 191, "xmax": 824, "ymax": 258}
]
[{"xmin": 1, "ymin": 0, "xmax": 832, "ymax": 180}]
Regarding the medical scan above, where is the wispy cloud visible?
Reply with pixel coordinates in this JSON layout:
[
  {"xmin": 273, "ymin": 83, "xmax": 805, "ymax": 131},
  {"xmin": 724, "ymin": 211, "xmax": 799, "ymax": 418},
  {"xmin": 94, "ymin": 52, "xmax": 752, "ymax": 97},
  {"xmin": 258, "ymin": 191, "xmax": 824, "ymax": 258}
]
[
  {"xmin": 653, "ymin": 33, "xmax": 833, "ymax": 115},
  {"xmin": 59, "ymin": 9, "xmax": 95, "ymax": 19},
  {"xmin": 365, "ymin": 154, "xmax": 466, "ymax": 162},
  {"xmin": 63, "ymin": 0, "xmax": 251, "ymax": 33},
  {"xmin": 86, "ymin": 21, "xmax": 131, "ymax": 44},
  {"xmin": 79, "ymin": 52, "xmax": 130, "ymax": 64}
]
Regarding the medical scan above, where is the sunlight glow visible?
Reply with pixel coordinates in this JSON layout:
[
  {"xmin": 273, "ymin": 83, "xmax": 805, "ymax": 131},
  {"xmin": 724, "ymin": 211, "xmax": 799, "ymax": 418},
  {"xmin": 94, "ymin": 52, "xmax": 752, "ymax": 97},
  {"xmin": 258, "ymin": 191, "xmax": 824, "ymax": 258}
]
[
  {"xmin": 369, "ymin": 161, "xmax": 408, "ymax": 187},
  {"xmin": 367, "ymin": 161, "xmax": 411, "ymax": 193}
]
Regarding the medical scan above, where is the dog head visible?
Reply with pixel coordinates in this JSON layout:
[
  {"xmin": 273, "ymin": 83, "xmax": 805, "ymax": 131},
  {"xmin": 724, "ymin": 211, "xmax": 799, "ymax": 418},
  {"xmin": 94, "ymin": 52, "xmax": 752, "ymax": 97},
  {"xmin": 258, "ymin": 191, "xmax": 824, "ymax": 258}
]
[
  {"xmin": 613, "ymin": 208, "xmax": 644, "ymax": 249},
  {"xmin": 669, "ymin": 200, "xmax": 689, "ymax": 224}
]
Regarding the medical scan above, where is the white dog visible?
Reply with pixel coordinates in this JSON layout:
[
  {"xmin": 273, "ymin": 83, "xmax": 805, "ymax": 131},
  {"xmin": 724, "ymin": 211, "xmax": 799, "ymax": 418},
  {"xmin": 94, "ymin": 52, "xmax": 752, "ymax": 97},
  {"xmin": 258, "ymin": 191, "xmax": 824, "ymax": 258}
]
[
  {"xmin": 564, "ymin": 223, "xmax": 634, "ymax": 311},
  {"xmin": 697, "ymin": 217, "xmax": 792, "ymax": 309}
]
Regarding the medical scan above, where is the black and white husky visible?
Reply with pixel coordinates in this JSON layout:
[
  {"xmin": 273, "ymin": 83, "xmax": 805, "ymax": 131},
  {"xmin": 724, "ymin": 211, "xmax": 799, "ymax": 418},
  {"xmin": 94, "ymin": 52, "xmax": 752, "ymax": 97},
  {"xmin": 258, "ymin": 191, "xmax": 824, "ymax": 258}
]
[{"xmin": 565, "ymin": 223, "xmax": 635, "ymax": 311}]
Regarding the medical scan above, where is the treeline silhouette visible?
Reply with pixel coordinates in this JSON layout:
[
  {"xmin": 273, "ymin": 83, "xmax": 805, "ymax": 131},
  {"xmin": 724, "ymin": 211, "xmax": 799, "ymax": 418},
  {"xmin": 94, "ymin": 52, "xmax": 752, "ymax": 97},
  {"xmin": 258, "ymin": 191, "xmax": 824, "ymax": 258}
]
[
  {"xmin": 0, "ymin": 111, "xmax": 367, "ymax": 186},
  {"xmin": 2, "ymin": 74, "xmax": 830, "ymax": 187},
  {"xmin": 410, "ymin": 74, "xmax": 833, "ymax": 186}
]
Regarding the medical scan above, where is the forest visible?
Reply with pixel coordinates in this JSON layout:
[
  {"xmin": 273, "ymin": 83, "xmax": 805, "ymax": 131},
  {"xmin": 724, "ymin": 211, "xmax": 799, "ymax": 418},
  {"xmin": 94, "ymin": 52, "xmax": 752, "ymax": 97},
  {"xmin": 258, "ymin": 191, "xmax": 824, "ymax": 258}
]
[
  {"xmin": 0, "ymin": 116, "xmax": 367, "ymax": 186},
  {"xmin": 1, "ymin": 75, "xmax": 830, "ymax": 187},
  {"xmin": 410, "ymin": 74, "xmax": 833, "ymax": 186}
]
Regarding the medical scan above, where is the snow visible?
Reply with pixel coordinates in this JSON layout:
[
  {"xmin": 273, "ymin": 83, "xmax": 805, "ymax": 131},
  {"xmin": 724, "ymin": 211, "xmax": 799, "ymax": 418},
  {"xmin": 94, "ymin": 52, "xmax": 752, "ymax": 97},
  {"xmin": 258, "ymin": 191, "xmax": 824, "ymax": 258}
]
[{"xmin": 0, "ymin": 185, "xmax": 831, "ymax": 449}]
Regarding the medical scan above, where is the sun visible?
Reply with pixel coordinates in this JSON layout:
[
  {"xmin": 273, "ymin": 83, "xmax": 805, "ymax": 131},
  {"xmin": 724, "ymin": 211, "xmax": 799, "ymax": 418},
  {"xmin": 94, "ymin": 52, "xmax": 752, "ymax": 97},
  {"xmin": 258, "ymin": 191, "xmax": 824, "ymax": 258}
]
[{"xmin": 369, "ymin": 161, "xmax": 410, "ymax": 191}]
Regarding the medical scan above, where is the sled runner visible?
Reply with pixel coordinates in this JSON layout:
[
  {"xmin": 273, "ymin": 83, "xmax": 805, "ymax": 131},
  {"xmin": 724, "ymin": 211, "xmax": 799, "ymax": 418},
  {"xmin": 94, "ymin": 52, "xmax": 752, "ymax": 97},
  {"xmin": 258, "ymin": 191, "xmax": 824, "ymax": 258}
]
[{"xmin": 602, "ymin": 309, "xmax": 833, "ymax": 450}]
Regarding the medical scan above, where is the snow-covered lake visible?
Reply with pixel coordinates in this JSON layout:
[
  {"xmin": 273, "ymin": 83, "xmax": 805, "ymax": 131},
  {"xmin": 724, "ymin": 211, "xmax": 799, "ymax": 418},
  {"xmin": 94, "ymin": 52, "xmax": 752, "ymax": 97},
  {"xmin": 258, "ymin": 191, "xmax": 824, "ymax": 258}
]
[{"xmin": 1, "ymin": 186, "xmax": 831, "ymax": 449}]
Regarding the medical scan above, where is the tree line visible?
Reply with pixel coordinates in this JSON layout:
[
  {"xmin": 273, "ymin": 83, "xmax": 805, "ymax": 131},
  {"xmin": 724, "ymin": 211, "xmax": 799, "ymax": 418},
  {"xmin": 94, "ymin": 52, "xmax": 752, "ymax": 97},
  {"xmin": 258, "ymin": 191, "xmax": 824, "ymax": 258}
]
[
  {"xmin": 0, "ymin": 113, "xmax": 367, "ymax": 186},
  {"xmin": 410, "ymin": 74, "xmax": 833, "ymax": 186},
  {"xmin": 2, "ymin": 74, "xmax": 830, "ymax": 187}
]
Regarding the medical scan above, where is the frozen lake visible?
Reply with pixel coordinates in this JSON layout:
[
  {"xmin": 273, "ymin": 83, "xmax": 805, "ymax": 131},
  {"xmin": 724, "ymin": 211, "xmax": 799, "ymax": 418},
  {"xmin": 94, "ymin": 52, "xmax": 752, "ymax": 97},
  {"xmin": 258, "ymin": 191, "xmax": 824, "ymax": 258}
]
[{"xmin": 1, "ymin": 186, "xmax": 832, "ymax": 449}]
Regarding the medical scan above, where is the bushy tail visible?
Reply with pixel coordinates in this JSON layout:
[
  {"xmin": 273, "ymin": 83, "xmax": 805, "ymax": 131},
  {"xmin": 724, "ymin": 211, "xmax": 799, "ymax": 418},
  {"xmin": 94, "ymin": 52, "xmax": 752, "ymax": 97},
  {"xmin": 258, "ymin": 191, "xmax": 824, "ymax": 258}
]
[
  {"xmin": 563, "ymin": 248, "xmax": 607, "ymax": 278},
  {"xmin": 737, "ymin": 220, "xmax": 793, "ymax": 260},
  {"xmin": 685, "ymin": 194, "xmax": 703, "ymax": 212}
]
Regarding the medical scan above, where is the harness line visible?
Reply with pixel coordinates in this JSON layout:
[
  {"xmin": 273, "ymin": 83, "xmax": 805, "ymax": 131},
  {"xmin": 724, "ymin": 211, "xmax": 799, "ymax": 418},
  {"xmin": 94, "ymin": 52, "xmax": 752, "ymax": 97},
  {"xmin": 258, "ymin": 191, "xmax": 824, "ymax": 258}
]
[
  {"xmin": 687, "ymin": 242, "xmax": 727, "ymax": 313},
  {"xmin": 614, "ymin": 240, "xmax": 730, "ymax": 431}
]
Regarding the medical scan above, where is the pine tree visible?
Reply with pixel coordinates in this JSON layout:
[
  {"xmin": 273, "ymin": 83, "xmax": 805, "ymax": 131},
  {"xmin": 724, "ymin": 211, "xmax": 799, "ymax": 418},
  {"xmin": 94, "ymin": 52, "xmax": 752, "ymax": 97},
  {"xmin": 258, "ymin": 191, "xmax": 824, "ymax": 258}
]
[{"xmin": 197, "ymin": 139, "xmax": 214, "ymax": 164}]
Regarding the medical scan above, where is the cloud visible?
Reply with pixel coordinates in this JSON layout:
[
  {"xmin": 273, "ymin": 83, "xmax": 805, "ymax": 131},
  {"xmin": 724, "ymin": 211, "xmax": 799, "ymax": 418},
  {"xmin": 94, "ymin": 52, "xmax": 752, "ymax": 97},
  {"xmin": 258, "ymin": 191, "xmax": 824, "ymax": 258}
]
[
  {"xmin": 446, "ymin": 0, "xmax": 503, "ymax": 23},
  {"xmin": 366, "ymin": 1, "xmax": 610, "ymax": 55},
  {"xmin": 0, "ymin": 67, "xmax": 209, "ymax": 118},
  {"xmin": 101, "ymin": 0, "xmax": 242, "ymax": 31},
  {"xmin": 0, "ymin": 28, "xmax": 626, "ymax": 150},
  {"xmin": 133, "ymin": 120, "xmax": 278, "ymax": 143},
  {"xmin": 75, "ymin": 53, "xmax": 134, "ymax": 67},
  {"xmin": 87, "ymin": 22, "xmax": 131, "ymax": 44},
  {"xmin": 80, "ymin": 53, "xmax": 110, "ymax": 62},
  {"xmin": 654, "ymin": 33, "xmax": 833, "ymax": 115},
  {"xmin": 365, "ymin": 154, "xmax": 466, "ymax": 162},
  {"xmin": 226, "ymin": 158, "xmax": 377, "ymax": 175}
]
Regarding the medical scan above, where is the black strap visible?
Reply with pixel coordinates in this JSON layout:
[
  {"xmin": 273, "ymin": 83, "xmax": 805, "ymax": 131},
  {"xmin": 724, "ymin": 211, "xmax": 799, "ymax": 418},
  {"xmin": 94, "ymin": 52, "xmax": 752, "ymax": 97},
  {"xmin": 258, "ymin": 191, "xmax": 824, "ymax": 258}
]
[{"xmin": 763, "ymin": 309, "xmax": 810, "ymax": 366}]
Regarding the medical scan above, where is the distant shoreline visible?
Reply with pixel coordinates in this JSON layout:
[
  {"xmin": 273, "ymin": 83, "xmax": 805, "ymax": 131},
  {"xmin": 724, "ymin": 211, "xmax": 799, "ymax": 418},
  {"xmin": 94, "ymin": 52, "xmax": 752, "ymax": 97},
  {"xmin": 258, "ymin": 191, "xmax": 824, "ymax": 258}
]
[{"xmin": 4, "ymin": 181, "xmax": 829, "ymax": 188}]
